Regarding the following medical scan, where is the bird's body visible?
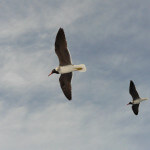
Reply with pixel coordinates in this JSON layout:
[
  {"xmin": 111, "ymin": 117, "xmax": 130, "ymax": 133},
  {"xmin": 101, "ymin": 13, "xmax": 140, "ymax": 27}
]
[
  {"xmin": 55, "ymin": 64, "xmax": 86, "ymax": 74},
  {"xmin": 49, "ymin": 28, "xmax": 86, "ymax": 100},
  {"xmin": 127, "ymin": 80, "xmax": 148, "ymax": 115},
  {"xmin": 131, "ymin": 98, "xmax": 148, "ymax": 105}
]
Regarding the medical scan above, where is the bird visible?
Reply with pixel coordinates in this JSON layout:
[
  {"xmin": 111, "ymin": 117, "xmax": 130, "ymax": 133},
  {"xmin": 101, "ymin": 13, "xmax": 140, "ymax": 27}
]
[
  {"xmin": 127, "ymin": 80, "xmax": 148, "ymax": 115},
  {"xmin": 48, "ymin": 28, "xmax": 86, "ymax": 100}
]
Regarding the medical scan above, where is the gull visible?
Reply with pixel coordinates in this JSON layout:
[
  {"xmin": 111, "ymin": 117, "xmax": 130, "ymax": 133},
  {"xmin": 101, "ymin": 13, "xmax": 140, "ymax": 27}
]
[
  {"xmin": 48, "ymin": 28, "xmax": 86, "ymax": 100},
  {"xmin": 127, "ymin": 80, "xmax": 148, "ymax": 115}
]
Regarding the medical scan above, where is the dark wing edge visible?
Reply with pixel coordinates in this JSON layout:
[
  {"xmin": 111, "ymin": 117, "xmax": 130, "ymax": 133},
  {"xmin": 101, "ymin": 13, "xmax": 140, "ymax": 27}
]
[
  {"xmin": 59, "ymin": 72, "xmax": 72, "ymax": 100},
  {"xmin": 129, "ymin": 80, "xmax": 140, "ymax": 100},
  {"xmin": 132, "ymin": 104, "xmax": 139, "ymax": 115},
  {"xmin": 55, "ymin": 28, "xmax": 72, "ymax": 66}
]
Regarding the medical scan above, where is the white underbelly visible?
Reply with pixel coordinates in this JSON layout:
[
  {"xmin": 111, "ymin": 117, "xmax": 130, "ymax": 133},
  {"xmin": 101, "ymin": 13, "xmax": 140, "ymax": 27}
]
[
  {"xmin": 59, "ymin": 65, "xmax": 75, "ymax": 74},
  {"xmin": 133, "ymin": 99, "xmax": 140, "ymax": 104},
  {"xmin": 58, "ymin": 64, "xmax": 86, "ymax": 74}
]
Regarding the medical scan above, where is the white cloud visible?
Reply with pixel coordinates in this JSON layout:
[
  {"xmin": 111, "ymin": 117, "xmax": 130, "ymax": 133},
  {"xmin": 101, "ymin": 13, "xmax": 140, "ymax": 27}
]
[
  {"xmin": 0, "ymin": 101, "xmax": 148, "ymax": 150},
  {"xmin": 0, "ymin": 102, "xmax": 140, "ymax": 150}
]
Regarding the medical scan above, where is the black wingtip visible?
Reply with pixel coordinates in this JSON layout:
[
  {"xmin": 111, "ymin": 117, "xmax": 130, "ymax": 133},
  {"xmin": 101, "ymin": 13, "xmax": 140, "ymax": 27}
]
[
  {"xmin": 134, "ymin": 112, "xmax": 138, "ymax": 115},
  {"xmin": 130, "ymin": 80, "xmax": 134, "ymax": 85},
  {"xmin": 56, "ymin": 28, "xmax": 65, "ymax": 39},
  {"xmin": 67, "ymin": 96, "xmax": 72, "ymax": 101},
  {"xmin": 58, "ymin": 27, "xmax": 64, "ymax": 32},
  {"xmin": 64, "ymin": 92, "xmax": 72, "ymax": 101}
]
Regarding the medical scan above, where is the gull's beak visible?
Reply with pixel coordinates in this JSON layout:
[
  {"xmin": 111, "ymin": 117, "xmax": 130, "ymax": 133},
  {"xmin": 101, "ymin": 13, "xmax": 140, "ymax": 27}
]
[
  {"xmin": 127, "ymin": 103, "xmax": 130, "ymax": 105},
  {"xmin": 48, "ymin": 72, "xmax": 53, "ymax": 77}
]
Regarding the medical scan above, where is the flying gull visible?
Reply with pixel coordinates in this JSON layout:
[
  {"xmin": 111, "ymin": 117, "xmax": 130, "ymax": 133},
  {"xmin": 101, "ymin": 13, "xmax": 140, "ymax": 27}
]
[
  {"xmin": 127, "ymin": 80, "xmax": 148, "ymax": 115},
  {"xmin": 48, "ymin": 28, "xmax": 86, "ymax": 100}
]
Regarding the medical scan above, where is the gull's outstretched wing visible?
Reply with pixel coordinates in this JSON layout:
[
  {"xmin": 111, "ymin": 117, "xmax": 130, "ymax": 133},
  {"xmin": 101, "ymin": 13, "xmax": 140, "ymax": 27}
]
[
  {"xmin": 129, "ymin": 80, "xmax": 140, "ymax": 100},
  {"xmin": 59, "ymin": 72, "xmax": 72, "ymax": 100},
  {"xmin": 132, "ymin": 104, "xmax": 139, "ymax": 115},
  {"xmin": 55, "ymin": 28, "xmax": 72, "ymax": 66}
]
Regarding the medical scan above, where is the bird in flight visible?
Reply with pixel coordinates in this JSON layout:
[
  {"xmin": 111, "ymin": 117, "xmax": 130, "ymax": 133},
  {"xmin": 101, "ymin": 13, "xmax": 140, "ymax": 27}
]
[
  {"xmin": 127, "ymin": 80, "xmax": 148, "ymax": 115},
  {"xmin": 48, "ymin": 28, "xmax": 86, "ymax": 100}
]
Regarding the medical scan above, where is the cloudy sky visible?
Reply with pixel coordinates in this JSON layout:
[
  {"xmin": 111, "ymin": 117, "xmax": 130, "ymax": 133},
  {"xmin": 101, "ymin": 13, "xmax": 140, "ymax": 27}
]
[{"xmin": 0, "ymin": 0, "xmax": 150, "ymax": 149}]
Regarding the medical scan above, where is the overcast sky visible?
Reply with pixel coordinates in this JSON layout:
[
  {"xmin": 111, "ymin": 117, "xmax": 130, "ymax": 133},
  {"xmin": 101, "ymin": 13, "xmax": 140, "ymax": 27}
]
[{"xmin": 0, "ymin": 0, "xmax": 150, "ymax": 150}]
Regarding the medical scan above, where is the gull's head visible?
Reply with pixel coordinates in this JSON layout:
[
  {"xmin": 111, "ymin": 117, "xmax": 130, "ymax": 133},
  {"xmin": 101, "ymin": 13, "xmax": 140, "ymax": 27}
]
[
  {"xmin": 127, "ymin": 102, "xmax": 133, "ymax": 105},
  {"xmin": 48, "ymin": 69, "xmax": 59, "ymax": 76}
]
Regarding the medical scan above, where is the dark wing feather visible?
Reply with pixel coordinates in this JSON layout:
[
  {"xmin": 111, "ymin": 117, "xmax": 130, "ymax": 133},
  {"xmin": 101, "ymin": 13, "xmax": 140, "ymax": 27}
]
[
  {"xmin": 129, "ymin": 80, "xmax": 140, "ymax": 100},
  {"xmin": 132, "ymin": 104, "xmax": 139, "ymax": 115},
  {"xmin": 55, "ymin": 28, "xmax": 72, "ymax": 66},
  {"xmin": 59, "ymin": 72, "xmax": 72, "ymax": 100}
]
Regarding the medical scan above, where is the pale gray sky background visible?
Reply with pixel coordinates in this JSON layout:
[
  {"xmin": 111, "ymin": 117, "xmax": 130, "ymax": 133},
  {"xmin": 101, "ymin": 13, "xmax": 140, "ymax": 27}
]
[{"xmin": 0, "ymin": 0, "xmax": 150, "ymax": 150}]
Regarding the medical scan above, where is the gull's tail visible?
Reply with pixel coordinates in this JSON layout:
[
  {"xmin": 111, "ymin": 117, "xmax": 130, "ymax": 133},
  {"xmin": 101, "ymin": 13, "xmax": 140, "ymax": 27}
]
[{"xmin": 74, "ymin": 64, "xmax": 86, "ymax": 72}]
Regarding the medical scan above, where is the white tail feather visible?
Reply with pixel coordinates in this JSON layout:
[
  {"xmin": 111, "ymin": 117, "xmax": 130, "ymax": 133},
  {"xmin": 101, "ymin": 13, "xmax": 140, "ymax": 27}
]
[{"xmin": 74, "ymin": 64, "xmax": 86, "ymax": 72}]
